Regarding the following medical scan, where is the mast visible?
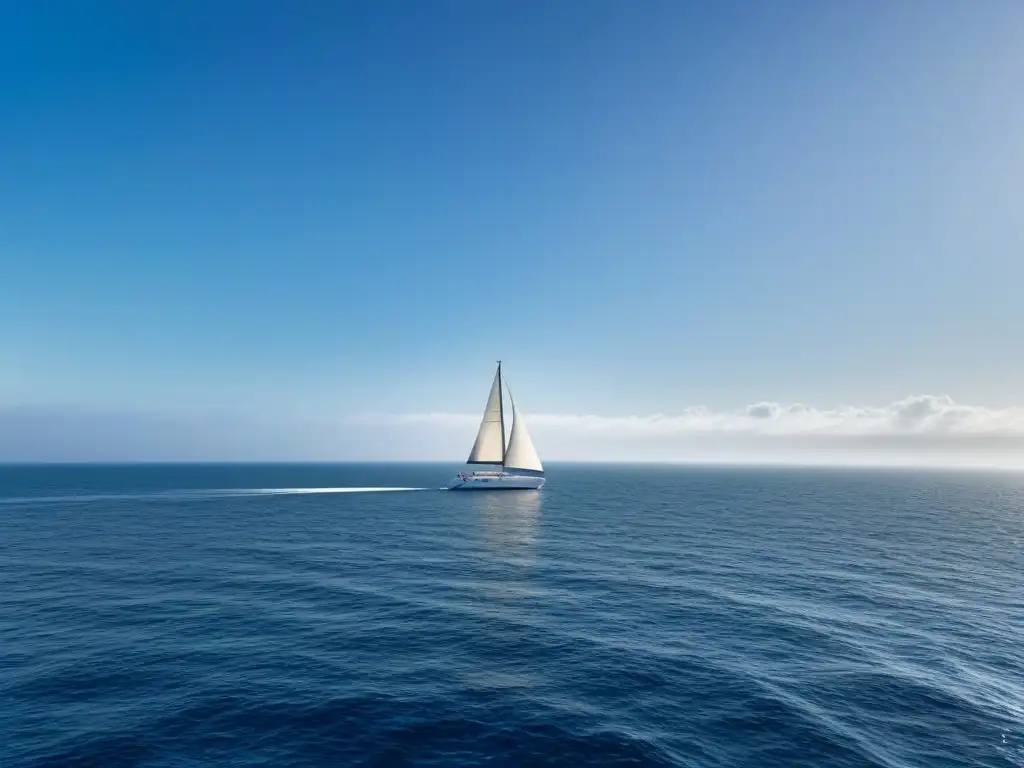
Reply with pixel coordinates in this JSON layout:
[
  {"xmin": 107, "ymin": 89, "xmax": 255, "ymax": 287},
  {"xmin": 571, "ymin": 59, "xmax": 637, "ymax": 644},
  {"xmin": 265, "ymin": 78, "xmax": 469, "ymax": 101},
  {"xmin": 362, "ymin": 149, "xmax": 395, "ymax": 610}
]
[{"xmin": 497, "ymin": 360, "xmax": 506, "ymax": 466}]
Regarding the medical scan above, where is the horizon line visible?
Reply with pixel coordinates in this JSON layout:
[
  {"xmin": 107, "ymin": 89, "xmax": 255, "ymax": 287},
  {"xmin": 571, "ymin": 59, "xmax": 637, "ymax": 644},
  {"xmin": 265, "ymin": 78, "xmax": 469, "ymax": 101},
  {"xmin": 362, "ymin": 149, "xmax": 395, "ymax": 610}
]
[{"xmin": 2, "ymin": 459, "xmax": 1023, "ymax": 473}]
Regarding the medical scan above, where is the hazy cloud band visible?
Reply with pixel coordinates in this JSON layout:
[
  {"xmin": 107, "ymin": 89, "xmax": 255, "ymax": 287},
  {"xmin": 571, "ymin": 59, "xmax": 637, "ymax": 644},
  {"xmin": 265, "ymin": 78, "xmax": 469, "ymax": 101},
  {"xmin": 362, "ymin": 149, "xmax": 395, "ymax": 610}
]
[
  {"xmin": 5, "ymin": 396, "xmax": 1024, "ymax": 466},
  {"xmin": 371, "ymin": 395, "xmax": 1024, "ymax": 437}
]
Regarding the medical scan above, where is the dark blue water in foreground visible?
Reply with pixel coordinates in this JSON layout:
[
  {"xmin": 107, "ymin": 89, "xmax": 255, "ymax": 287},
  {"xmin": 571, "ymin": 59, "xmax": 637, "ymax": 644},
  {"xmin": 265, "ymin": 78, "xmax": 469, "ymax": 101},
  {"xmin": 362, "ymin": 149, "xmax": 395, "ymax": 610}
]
[{"xmin": 1, "ymin": 464, "xmax": 1022, "ymax": 767}]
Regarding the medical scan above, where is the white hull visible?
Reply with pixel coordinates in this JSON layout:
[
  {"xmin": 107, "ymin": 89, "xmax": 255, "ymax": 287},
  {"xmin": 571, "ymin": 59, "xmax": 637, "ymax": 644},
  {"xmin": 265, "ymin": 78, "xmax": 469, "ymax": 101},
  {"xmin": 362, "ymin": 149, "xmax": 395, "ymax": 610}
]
[{"xmin": 447, "ymin": 471, "xmax": 545, "ymax": 491}]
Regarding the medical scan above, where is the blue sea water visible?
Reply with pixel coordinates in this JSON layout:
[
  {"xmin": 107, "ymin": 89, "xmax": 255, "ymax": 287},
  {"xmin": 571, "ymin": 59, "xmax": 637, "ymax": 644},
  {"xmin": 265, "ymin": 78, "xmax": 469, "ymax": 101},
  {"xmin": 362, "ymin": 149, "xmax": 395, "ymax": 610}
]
[{"xmin": 1, "ymin": 463, "xmax": 1021, "ymax": 767}]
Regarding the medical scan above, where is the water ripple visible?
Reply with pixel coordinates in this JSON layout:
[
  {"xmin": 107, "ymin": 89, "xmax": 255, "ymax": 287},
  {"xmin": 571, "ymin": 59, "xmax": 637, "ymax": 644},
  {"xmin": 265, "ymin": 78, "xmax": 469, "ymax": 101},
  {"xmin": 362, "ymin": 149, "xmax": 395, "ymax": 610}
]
[{"xmin": 1, "ymin": 464, "xmax": 1022, "ymax": 766}]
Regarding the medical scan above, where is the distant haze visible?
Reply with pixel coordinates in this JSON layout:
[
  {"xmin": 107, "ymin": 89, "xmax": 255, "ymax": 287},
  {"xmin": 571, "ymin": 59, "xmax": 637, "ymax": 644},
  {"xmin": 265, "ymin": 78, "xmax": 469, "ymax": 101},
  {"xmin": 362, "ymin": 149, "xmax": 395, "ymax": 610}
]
[{"xmin": 5, "ymin": 395, "xmax": 1024, "ymax": 469}]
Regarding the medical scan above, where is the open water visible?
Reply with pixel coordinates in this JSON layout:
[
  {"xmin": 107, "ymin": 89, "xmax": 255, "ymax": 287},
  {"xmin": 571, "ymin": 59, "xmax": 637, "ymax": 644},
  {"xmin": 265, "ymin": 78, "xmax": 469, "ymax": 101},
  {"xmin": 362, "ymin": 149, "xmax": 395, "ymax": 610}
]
[{"xmin": 1, "ymin": 463, "xmax": 1021, "ymax": 766}]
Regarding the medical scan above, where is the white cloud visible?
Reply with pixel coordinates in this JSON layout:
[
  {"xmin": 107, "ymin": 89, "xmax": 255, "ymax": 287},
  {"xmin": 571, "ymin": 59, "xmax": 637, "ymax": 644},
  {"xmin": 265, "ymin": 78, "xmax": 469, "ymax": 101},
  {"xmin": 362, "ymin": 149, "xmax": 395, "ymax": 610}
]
[{"xmin": 369, "ymin": 395, "xmax": 1024, "ymax": 437}]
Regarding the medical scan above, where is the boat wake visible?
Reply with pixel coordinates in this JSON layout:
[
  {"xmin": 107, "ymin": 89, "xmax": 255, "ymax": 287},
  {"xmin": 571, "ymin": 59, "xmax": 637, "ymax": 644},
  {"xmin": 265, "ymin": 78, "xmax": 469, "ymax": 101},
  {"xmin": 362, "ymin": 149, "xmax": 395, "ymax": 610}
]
[{"xmin": 238, "ymin": 487, "xmax": 433, "ymax": 495}]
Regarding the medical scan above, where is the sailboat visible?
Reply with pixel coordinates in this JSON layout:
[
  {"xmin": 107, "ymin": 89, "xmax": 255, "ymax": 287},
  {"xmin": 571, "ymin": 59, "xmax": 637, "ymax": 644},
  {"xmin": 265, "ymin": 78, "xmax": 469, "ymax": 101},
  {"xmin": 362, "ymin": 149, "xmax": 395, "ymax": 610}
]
[{"xmin": 447, "ymin": 362, "xmax": 545, "ymax": 490}]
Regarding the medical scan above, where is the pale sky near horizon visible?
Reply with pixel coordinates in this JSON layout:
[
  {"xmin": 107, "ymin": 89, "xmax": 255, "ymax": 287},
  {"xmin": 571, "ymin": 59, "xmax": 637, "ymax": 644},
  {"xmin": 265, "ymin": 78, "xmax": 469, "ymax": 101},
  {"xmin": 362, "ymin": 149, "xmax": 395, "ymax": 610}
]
[{"xmin": 3, "ymin": 2, "xmax": 1024, "ymax": 463}]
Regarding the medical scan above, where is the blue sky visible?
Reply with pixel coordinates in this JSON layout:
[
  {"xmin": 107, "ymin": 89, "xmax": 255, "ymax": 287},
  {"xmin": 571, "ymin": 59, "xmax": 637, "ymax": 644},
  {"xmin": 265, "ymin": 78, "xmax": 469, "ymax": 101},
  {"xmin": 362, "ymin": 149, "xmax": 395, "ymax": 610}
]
[{"xmin": 2, "ymin": 1, "xmax": 1024, "ymax": 461}]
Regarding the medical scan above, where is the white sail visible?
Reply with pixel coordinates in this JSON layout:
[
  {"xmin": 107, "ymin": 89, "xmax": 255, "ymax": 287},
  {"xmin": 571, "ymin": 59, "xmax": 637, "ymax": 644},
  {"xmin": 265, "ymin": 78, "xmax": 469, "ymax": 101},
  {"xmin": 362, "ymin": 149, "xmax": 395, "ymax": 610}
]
[
  {"xmin": 503, "ymin": 388, "xmax": 543, "ymax": 474},
  {"xmin": 466, "ymin": 367, "xmax": 505, "ymax": 464}
]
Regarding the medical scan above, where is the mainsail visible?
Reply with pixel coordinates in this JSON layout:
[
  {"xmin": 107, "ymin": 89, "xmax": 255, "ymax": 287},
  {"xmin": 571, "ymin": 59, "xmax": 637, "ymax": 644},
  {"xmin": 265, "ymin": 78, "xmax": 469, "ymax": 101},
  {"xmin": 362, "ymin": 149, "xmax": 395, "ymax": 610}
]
[
  {"xmin": 502, "ymin": 387, "xmax": 544, "ymax": 474},
  {"xmin": 466, "ymin": 366, "xmax": 505, "ymax": 464}
]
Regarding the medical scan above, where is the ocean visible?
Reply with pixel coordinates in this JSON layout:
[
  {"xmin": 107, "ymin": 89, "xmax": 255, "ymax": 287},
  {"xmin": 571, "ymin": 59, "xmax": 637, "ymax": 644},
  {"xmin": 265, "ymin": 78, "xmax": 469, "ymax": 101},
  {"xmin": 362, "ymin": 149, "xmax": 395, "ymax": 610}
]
[{"xmin": 1, "ymin": 463, "xmax": 1021, "ymax": 767}]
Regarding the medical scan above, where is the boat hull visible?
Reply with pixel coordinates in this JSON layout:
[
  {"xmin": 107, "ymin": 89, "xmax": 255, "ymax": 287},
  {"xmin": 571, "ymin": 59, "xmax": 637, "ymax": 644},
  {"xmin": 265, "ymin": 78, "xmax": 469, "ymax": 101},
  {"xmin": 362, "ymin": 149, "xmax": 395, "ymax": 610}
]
[{"xmin": 447, "ymin": 472, "xmax": 545, "ymax": 491}]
